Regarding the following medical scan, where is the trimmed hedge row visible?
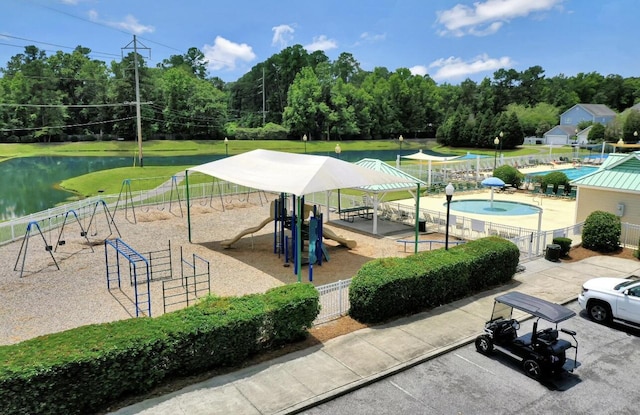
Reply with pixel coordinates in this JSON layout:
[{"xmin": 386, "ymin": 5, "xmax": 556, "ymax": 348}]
[
  {"xmin": 349, "ymin": 237, "xmax": 520, "ymax": 323},
  {"xmin": 0, "ymin": 283, "xmax": 319, "ymax": 415}
]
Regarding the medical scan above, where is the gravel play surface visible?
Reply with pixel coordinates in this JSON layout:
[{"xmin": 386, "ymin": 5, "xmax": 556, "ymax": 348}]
[{"xmin": 1, "ymin": 195, "xmax": 427, "ymax": 346}]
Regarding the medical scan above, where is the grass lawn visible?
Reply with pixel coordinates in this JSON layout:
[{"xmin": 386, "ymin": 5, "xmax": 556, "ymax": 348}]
[{"xmin": 9, "ymin": 139, "xmax": 581, "ymax": 199}]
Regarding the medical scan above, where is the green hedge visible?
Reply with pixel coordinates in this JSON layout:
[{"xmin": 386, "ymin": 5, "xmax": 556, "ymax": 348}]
[
  {"xmin": 0, "ymin": 283, "xmax": 319, "ymax": 415},
  {"xmin": 348, "ymin": 237, "xmax": 520, "ymax": 323}
]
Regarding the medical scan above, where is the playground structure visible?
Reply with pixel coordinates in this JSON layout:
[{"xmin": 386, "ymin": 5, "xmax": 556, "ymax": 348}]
[
  {"xmin": 223, "ymin": 198, "xmax": 355, "ymax": 249},
  {"xmin": 13, "ymin": 201, "xmax": 117, "ymax": 278},
  {"xmin": 105, "ymin": 238, "xmax": 211, "ymax": 317},
  {"xmin": 105, "ymin": 238, "xmax": 151, "ymax": 317},
  {"xmin": 220, "ymin": 195, "xmax": 358, "ymax": 282},
  {"xmin": 162, "ymin": 246, "xmax": 211, "ymax": 313}
]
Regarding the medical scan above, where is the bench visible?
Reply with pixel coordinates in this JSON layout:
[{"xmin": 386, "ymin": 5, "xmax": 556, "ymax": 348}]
[{"xmin": 396, "ymin": 239, "xmax": 465, "ymax": 252}]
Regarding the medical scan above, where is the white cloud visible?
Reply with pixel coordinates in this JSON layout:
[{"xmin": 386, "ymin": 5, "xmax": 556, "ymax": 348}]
[
  {"xmin": 436, "ymin": 0, "xmax": 564, "ymax": 37},
  {"xmin": 60, "ymin": 0, "xmax": 80, "ymax": 5},
  {"xmin": 88, "ymin": 10, "xmax": 155, "ymax": 34},
  {"xmin": 428, "ymin": 54, "xmax": 513, "ymax": 81},
  {"xmin": 360, "ymin": 32, "xmax": 386, "ymax": 42},
  {"xmin": 272, "ymin": 24, "xmax": 295, "ymax": 48},
  {"xmin": 304, "ymin": 35, "xmax": 338, "ymax": 52},
  {"xmin": 409, "ymin": 65, "xmax": 429, "ymax": 76},
  {"xmin": 203, "ymin": 36, "xmax": 256, "ymax": 71}
]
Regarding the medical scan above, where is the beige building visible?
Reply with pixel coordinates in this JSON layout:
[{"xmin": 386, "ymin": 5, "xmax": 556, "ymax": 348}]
[{"xmin": 571, "ymin": 152, "xmax": 640, "ymax": 225}]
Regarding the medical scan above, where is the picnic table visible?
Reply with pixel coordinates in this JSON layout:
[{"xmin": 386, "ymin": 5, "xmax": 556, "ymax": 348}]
[{"xmin": 339, "ymin": 206, "xmax": 373, "ymax": 222}]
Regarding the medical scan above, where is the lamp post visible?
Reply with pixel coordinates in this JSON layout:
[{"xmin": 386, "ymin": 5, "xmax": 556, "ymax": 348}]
[
  {"xmin": 335, "ymin": 143, "xmax": 341, "ymax": 159},
  {"xmin": 493, "ymin": 136, "xmax": 500, "ymax": 170},
  {"xmin": 635, "ymin": 130, "xmax": 638, "ymax": 142},
  {"xmin": 302, "ymin": 134, "xmax": 307, "ymax": 153},
  {"xmin": 224, "ymin": 137, "xmax": 229, "ymax": 157},
  {"xmin": 445, "ymin": 183, "xmax": 454, "ymax": 250},
  {"xmin": 398, "ymin": 134, "xmax": 404, "ymax": 165},
  {"xmin": 498, "ymin": 131, "xmax": 504, "ymax": 164}
]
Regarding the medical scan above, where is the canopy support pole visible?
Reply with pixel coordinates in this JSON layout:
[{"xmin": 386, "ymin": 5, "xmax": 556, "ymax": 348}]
[
  {"xmin": 296, "ymin": 195, "xmax": 302, "ymax": 282},
  {"xmin": 414, "ymin": 183, "xmax": 420, "ymax": 254}
]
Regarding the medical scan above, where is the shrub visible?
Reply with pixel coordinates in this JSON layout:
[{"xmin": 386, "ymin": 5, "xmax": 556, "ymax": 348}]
[
  {"xmin": 0, "ymin": 283, "xmax": 319, "ymax": 415},
  {"xmin": 553, "ymin": 236, "xmax": 572, "ymax": 257},
  {"xmin": 494, "ymin": 165, "xmax": 525, "ymax": 188},
  {"xmin": 541, "ymin": 171, "xmax": 569, "ymax": 193},
  {"xmin": 348, "ymin": 237, "xmax": 520, "ymax": 324},
  {"xmin": 582, "ymin": 210, "xmax": 621, "ymax": 253}
]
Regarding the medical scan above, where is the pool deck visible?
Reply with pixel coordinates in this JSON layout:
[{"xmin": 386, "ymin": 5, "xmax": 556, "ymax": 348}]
[{"xmin": 394, "ymin": 163, "xmax": 582, "ymax": 232}]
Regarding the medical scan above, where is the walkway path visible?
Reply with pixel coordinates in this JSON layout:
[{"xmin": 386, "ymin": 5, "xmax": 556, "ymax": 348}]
[{"xmin": 111, "ymin": 256, "xmax": 640, "ymax": 415}]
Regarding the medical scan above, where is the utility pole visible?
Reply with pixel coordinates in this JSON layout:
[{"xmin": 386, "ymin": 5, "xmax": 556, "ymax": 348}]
[
  {"xmin": 257, "ymin": 66, "xmax": 266, "ymax": 126},
  {"xmin": 262, "ymin": 67, "xmax": 266, "ymax": 126},
  {"xmin": 122, "ymin": 35, "xmax": 150, "ymax": 167}
]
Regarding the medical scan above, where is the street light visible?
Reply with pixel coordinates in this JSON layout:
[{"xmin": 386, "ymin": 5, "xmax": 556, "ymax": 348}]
[
  {"xmin": 498, "ymin": 131, "xmax": 504, "ymax": 163},
  {"xmin": 335, "ymin": 143, "xmax": 342, "ymax": 159},
  {"xmin": 635, "ymin": 131, "xmax": 638, "ymax": 142},
  {"xmin": 302, "ymin": 134, "xmax": 307, "ymax": 153},
  {"xmin": 398, "ymin": 135, "xmax": 404, "ymax": 165},
  {"xmin": 445, "ymin": 183, "xmax": 454, "ymax": 250},
  {"xmin": 493, "ymin": 136, "xmax": 500, "ymax": 170},
  {"xmin": 224, "ymin": 137, "xmax": 229, "ymax": 156}
]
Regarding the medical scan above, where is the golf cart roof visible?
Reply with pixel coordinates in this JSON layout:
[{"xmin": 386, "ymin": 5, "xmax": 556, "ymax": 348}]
[{"xmin": 494, "ymin": 292, "xmax": 576, "ymax": 323}]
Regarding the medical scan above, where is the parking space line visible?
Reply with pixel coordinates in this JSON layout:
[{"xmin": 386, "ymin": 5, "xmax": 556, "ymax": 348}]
[
  {"xmin": 455, "ymin": 353, "xmax": 496, "ymax": 375},
  {"xmin": 390, "ymin": 380, "xmax": 420, "ymax": 401}
]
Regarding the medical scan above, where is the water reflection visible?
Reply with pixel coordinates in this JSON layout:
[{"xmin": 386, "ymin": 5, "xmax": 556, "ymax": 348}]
[{"xmin": 0, "ymin": 149, "xmax": 444, "ymax": 219}]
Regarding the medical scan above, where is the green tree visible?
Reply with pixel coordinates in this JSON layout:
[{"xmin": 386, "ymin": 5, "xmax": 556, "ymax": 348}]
[
  {"xmin": 622, "ymin": 110, "xmax": 640, "ymax": 142},
  {"xmin": 587, "ymin": 123, "xmax": 606, "ymax": 142}
]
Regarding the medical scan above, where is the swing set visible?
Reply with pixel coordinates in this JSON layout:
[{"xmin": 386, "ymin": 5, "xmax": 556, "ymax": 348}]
[
  {"xmin": 13, "ymin": 200, "xmax": 120, "ymax": 278},
  {"xmin": 113, "ymin": 176, "xmax": 185, "ymax": 223}
]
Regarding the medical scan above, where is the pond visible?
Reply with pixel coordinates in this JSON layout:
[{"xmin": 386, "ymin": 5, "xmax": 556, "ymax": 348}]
[{"xmin": 0, "ymin": 149, "xmax": 433, "ymax": 220}]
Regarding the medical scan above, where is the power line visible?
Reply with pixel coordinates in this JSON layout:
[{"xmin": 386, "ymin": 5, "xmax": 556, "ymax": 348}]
[
  {"xmin": 0, "ymin": 34, "xmax": 120, "ymax": 59},
  {"xmin": 0, "ymin": 102, "xmax": 150, "ymax": 108},
  {"xmin": 0, "ymin": 116, "xmax": 136, "ymax": 132},
  {"xmin": 26, "ymin": 0, "xmax": 235, "ymax": 68}
]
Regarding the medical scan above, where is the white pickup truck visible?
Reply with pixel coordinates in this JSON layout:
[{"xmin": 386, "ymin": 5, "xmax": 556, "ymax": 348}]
[{"xmin": 578, "ymin": 277, "xmax": 640, "ymax": 325}]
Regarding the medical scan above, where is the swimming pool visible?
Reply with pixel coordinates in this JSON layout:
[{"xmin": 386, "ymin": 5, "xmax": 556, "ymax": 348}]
[
  {"xmin": 447, "ymin": 199, "xmax": 542, "ymax": 216},
  {"xmin": 528, "ymin": 166, "xmax": 598, "ymax": 180}
]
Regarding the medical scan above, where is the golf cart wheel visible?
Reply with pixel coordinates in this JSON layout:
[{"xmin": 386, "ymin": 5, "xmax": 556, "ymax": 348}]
[
  {"xmin": 588, "ymin": 301, "xmax": 612, "ymax": 324},
  {"xmin": 523, "ymin": 359, "xmax": 543, "ymax": 380},
  {"xmin": 475, "ymin": 335, "xmax": 493, "ymax": 355}
]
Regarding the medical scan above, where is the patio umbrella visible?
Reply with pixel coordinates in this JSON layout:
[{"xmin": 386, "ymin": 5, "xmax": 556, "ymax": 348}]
[
  {"xmin": 402, "ymin": 150, "xmax": 459, "ymax": 187},
  {"xmin": 481, "ymin": 177, "xmax": 505, "ymax": 209}
]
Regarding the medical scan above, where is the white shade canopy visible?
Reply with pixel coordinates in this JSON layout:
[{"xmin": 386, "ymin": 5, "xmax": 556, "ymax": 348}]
[
  {"xmin": 187, "ymin": 149, "xmax": 416, "ymax": 196},
  {"xmin": 402, "ymin": 149, "xmax": 460, "ymax": 162}
]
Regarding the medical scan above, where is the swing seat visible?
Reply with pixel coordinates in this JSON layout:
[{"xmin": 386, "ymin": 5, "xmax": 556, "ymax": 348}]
[
  {"xmin": 80, "ymin": 231, "xmax": 87, "ymax": 237},
  {"xmin": 45, "ymin": 245, "xmax": 53, "ymax": 251},
  {"xmin": 58, "ymin": 240, "xmax": 66, "ymax": 246}
]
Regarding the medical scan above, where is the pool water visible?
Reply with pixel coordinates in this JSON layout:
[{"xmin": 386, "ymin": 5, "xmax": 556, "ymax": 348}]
[
  {"xmin": 528, "ymin": 166, "xmax": 598, "ymax": 180},
  {"xmin": 447, "ymin": 199, "xmax": 542, "ymax": 216}
]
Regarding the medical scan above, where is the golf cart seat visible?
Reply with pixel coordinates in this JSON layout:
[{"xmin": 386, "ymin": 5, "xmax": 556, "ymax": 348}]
[{"xmin": 514, "ymin": 332, "xmax": 533, "ymax": 347}]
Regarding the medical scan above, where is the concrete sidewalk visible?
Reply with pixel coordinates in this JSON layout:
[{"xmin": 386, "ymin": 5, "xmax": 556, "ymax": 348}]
[{"xmin": 111, "ymin": 256, "xmax": 640, "ymax": 415}]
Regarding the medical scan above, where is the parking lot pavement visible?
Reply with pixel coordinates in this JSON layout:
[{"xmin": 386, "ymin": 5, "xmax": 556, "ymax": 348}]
[
  {"xmin": 303, "ymin": 302, "xmax": 640, "ymax": 414},
  {"xmin": 111, "ymin": 256, "xmax": 640, "ymax": 415}
]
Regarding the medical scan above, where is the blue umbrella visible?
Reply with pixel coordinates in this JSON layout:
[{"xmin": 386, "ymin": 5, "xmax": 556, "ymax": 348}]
[{"xmin": 481, "ymin": 177, "xmax": 505, "ymax": 208}]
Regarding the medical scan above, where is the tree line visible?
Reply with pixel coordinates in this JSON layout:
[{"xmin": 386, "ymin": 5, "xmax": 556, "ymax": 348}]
[{"xmin": 1, "ymin": 44, "xmax": 640, "ymax": 147}]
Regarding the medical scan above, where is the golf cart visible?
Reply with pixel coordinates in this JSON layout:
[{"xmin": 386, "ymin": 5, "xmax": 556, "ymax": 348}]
[{"xmin": 475, "ymin": 291, "xmax": 579, "ymax": 380}]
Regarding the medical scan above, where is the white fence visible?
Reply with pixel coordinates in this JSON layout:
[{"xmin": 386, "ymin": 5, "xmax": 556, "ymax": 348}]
[
  {"xmin": 3, "ymin": 173, "xmax": 638, "ymax": 327},
  {"xmin": 314, "ymin": 279, "xmax": 352, "ymax": 325}
]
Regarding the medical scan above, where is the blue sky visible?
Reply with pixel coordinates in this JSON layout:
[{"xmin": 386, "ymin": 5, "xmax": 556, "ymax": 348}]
[{"xmin": 2, "ymin": 0, "xmax": 638, "ymax": 84}]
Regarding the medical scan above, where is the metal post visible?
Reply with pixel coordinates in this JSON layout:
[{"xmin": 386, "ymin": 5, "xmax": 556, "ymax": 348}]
[{"xmin": 445, "ymin": 183, "xmax": 454, "ymax": 250}]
